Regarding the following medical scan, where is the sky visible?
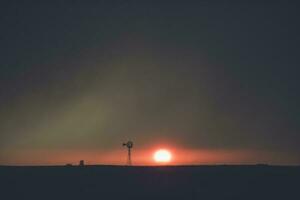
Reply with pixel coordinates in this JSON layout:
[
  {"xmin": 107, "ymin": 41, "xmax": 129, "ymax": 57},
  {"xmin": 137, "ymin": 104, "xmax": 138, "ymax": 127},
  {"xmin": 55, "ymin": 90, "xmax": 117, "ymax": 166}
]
[{"xmin": 0, "ymin": 2, "xmax": 299, "ymax": 165}]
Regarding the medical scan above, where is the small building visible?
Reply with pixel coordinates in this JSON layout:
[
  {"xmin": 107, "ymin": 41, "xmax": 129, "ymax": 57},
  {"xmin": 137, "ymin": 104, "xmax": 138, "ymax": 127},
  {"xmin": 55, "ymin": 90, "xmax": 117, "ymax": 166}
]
[{"xmin": 79, "ymin": 160, "xmax": 85, "ymax": 167}]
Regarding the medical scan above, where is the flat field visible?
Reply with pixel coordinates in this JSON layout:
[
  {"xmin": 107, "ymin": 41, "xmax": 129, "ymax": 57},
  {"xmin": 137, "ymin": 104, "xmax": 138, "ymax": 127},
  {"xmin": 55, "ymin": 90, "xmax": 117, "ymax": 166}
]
[{"xmin": 0, "ymin": 165, "xmax": 299, "ymax": 199}]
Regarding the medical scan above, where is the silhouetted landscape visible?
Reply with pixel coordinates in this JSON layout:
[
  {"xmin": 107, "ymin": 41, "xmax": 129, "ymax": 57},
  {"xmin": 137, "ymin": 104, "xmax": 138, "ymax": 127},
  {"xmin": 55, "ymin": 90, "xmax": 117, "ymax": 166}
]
[
  {"xmin": 1, "ymin": 2, "xmax": 300, "ymax": 199},
  {"xmin": 1, "ymin": 165, "xmax": 299, "ymax": 199}
]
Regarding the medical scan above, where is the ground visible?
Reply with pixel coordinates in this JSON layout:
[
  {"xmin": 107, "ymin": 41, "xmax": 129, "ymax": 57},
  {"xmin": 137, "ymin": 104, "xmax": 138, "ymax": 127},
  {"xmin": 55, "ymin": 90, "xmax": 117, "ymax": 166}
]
[{"xmin": 0, "ymin": 165, "xmax": 299, "ymax": 199}]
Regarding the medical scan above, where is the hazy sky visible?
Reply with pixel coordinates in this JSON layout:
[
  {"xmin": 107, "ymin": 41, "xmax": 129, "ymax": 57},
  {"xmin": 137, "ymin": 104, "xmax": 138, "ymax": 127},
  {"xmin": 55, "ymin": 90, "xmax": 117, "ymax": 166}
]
[{"xmin": 0, "ymin": 2, "xmax": 299, "ymax": 165}]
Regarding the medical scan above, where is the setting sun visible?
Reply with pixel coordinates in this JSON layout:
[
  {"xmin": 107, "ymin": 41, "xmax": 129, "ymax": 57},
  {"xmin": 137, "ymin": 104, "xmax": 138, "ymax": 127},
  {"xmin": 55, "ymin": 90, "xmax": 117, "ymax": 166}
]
[{"xmin": 153, "ymin": 149, "xmax": 172, "ymax": 163}]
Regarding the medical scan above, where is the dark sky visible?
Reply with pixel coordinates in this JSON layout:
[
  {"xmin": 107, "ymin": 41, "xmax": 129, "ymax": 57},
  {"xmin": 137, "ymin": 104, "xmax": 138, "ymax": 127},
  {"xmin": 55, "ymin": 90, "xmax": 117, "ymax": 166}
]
[{"xmin": 0, "ymin": 2, "xmax": 299, "ymax": 165}]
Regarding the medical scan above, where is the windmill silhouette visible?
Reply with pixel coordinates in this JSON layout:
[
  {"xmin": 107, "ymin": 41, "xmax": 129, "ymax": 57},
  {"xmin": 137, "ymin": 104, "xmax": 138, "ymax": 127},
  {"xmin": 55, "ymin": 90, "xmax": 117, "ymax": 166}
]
[{"xmin": 123, "ymin": 141, "xmax": 133, "ymax": 166}]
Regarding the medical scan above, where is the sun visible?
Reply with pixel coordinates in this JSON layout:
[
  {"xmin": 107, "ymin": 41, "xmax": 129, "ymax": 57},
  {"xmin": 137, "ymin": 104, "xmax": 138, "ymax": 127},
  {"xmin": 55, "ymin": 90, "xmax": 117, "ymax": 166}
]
[{"xmin": 153, "ymin": 149, "xmax": 172, "ymax": 163}]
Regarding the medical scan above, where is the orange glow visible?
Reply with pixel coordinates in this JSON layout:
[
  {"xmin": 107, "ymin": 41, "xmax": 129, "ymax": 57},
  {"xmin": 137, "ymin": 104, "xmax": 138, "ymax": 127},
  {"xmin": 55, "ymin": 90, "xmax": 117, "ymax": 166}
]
[
  {"xmin": 153, "ymin": 149, "xmax": 172, "ymax": 163},
  {"xmin": 0, "ymin": 147, "xmax": 298, "ymax": 166}
]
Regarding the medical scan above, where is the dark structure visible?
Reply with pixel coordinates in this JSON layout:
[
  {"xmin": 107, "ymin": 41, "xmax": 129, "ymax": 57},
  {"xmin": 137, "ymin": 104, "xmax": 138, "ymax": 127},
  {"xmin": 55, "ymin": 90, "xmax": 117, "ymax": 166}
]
[
  {"xmin": 123, "ymin": 141, "xmax": 133, "ymax": 166},
  {"xmin": 79, "ymin": 160, "xmax": 84, "ymax": 167}
]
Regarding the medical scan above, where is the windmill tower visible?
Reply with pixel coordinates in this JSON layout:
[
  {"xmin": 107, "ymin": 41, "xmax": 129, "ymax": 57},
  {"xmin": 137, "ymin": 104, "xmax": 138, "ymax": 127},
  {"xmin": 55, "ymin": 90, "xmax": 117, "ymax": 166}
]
[{"xmin": 123, "ymin": 141, "xmax": 133, "ymax": 166}]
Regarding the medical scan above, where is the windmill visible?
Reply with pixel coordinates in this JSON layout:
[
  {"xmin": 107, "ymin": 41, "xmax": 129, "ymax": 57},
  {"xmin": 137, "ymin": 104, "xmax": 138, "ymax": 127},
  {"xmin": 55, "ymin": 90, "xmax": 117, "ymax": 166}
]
[{"xmin": 123, "ymin": 141, "xmax": 133, "ymax": 166}]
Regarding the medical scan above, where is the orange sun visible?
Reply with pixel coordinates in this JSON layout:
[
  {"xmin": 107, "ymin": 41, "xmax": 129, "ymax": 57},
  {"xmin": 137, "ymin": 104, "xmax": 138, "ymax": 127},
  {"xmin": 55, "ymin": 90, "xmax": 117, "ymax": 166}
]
[{"xmin": 153, "ymin": 149, "xmax": 172, "ymax": 163}]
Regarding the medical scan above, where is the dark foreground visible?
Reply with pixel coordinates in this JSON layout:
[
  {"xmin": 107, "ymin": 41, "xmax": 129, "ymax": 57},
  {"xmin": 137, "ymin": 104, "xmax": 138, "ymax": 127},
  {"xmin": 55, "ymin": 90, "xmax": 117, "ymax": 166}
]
[{"xmin": 1, "ymin": 165, "xmax": 299, "ymax": 200}]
